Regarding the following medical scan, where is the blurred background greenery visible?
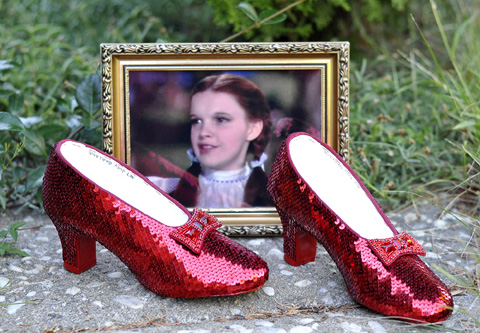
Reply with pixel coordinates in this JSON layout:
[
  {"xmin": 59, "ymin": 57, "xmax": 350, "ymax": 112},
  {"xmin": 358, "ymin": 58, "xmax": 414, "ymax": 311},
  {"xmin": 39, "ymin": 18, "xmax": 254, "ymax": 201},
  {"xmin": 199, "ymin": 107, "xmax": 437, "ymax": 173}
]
[{"xmin": 0, "ymin": 0, "xmax": 478, "ymax": 215}]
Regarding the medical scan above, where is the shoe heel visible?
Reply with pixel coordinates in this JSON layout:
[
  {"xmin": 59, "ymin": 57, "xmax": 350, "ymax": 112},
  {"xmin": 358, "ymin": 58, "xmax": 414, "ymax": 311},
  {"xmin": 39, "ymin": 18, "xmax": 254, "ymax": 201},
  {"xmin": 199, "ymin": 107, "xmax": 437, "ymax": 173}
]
[
  {"xmin": 278, "ymin": 208, "xmax": 317, "ymax": 266},
  {"xmin": 54, "ymin": 222, "xmax": 97, "ymax": 274}
]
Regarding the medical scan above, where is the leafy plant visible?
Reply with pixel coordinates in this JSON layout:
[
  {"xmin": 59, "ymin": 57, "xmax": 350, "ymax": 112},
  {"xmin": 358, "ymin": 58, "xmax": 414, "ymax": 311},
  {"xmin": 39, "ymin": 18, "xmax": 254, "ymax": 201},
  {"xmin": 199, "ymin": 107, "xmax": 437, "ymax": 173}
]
[
  {"xmin": 0, "ymin": 60, "xmax": 101, "ymax": 211},
  {"xmin": 0, "ymin": 221, "xmax": 29, "ymax": 257},
  {"xmin": 209, "ymin": 0, "xmax": 410, "ymax": 52}
]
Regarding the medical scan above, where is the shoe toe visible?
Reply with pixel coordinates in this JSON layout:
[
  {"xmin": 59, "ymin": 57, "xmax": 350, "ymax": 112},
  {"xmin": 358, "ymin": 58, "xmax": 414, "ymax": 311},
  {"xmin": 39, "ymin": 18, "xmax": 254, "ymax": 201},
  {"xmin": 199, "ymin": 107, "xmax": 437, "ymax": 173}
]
[
  {"xmin": 197, "ymin": 231, "xmax": 269, "ymax": 296},
  {"xmin": 145, "ymin": 229, "xmax": 269, "ymax": 298},
  {"xmin": 357, "ymin": 255, "xmax": 453, "ymax": 323},
  {"xmin": 390, "ymin": 256, "xmax": 453, "ymax": 323}
]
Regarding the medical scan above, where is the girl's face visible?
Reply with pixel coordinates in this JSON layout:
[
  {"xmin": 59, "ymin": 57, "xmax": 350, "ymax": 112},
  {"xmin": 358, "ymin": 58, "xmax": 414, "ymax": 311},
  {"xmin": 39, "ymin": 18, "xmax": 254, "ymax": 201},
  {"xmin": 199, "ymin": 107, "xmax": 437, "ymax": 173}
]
[{"xmin": 190, "ymin": 90, "xmax": 263, "ymax": 171}]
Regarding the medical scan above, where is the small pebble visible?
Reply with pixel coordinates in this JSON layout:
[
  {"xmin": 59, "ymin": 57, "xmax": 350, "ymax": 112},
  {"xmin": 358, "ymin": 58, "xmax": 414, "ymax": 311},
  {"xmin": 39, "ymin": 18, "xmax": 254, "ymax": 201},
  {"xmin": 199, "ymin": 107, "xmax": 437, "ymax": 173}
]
[
  {"xmin": 290, "ymin": 326, "xmax": 312, "ymax": 333},
  {"xmin": 25, "ymin": 264, "xmax": 43, "ymax": 274},
  {"xmin": 368, "ymin": 321, "xmax": 386, "ymax": 333},
  {"xmin": 247, "ymin": 239, "xmax": 265, "ymax": 247},
  {"xmin": 108, "ymin": 272, "xmax": 123, "ymax": 278},
  {"xmin": 263, "ymin": 286, "xmax": 275, "ymax": 296},
  {"xmin": 227, "ymin": 324, "xmax": 250, "ymax": 332},
  {"xmin": 9, "ymin": 265, "xmax": 23, "ymax": 273},
  {"xmin": 92, "ymin": 301, "xmax": 103, "ymax": 308},
  {"xmin": 267, "ymin": 248, "xmax": 283, "ymax": 259},
  {"xmin": 322, "ymin": 295, "xmax": 334, "ymax": 305},
  {"xmin": 434, "ymin": 219, "xmax": 447, "ymax": 228},
  {"xmin": 255, "ymin": 320, "xmax": 274, "ymax": 327},
  {"xmin": 230, "ymin": 308, "xmax": 241, "ymax": 315},
  {"xmin": 426, "ymin": 252, "xmax": 441, "ymax": 259},
  {"xmin": 341, "ymin": 322, "xmax": 363, "ymax": 332},
  {"xmin": 404, "ymin": 212, "xmax": 417, "ymax": 223},
  {"xmin": 0, "ymin": 277, "xmax": 10, "ymax": 288},
  {"xmin": 113, "ymin": 295, "xmax": 143, "ymax": 309},
  {"xmin": 66, "ymin": 287, "xmax": 80, "ymax": 295},
  {"xmin": 298, "ymin": 318, "xmax": 314, "ymax": 325},
  {"xmin": 86, "ymin": 281, "xmax": 104, "ymax": 288},
  {"xmin": 294, "ymin": 280, "xmax": 312, "ymax": 287},
  {"xmin": 7, "ymin": 302, "xmax": 25, "ymax": 315}
]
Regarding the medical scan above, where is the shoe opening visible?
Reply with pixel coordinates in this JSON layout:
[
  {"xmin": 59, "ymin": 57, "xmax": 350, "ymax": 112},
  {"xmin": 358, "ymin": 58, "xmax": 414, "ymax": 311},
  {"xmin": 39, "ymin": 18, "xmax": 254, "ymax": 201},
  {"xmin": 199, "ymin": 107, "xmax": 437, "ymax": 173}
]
[
  {"xmin": 289, "ymin": 135, "xmax": 394, "ymax": 239},
  {"xmin": 59, "ymin": 141, "xmax": 189, "ymax": 227}
]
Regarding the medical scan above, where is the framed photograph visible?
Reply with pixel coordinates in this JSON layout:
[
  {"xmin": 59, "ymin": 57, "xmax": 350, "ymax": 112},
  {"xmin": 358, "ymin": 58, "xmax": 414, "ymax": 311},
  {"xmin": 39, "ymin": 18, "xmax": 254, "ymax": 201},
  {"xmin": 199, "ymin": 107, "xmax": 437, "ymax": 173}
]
[{"xmin": 101, "ymin": 42, "xmax": 350, "ymax": 236}]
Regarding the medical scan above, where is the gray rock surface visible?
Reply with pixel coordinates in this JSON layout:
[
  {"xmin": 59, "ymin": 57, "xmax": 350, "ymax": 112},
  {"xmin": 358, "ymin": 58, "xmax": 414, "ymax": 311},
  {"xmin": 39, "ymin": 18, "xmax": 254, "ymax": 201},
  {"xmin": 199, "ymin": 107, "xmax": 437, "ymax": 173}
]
[{"xmin": 0, "ymin": 201, "xmax": 478, "ymax": 332}]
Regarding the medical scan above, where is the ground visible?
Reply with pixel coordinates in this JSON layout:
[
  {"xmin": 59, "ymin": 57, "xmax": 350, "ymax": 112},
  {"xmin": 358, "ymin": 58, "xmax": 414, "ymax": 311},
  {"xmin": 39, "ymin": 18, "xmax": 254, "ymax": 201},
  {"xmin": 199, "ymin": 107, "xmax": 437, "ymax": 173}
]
[{"xmin": 0, "ymin": 200, "xmax": 478, "ymax": 332}]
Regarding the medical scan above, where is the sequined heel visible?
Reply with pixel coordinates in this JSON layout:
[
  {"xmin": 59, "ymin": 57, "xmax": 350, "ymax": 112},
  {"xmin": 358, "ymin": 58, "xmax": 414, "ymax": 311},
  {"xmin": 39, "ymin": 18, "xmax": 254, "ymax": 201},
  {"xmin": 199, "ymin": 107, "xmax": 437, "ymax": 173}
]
[
  {"xmin": 277, "ymin": 208, "xmax": 317, "ymax": 267},
  {"xmin": 42, "ymin": 139, "xmax": 268, "ymax": 298},
  {"xmin": 54, "ymin": 222, "xmax": 97, "ymax": 274},
  {"xmin": 267, "ymin": 132, "xmax": 453, "ymax": 323}
]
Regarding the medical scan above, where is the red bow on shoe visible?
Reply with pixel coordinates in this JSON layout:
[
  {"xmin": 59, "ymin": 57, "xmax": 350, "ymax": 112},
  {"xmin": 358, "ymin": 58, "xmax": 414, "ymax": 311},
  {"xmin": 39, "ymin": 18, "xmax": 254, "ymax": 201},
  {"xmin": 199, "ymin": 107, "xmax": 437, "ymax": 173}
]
[
  {"xmin": 170, "ymin": 209, "xmax": 222, "ymax": 254},
  {"xmin": 368, "ymin": 232, "xmax": 426, "ymax": 266}
]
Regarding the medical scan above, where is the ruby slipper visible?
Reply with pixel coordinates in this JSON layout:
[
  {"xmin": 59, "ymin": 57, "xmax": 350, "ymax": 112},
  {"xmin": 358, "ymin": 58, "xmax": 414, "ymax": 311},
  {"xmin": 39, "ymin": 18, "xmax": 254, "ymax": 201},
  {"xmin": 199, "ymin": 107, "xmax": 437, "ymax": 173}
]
[
  {"xmin": 42, "ymin": 139, "xmax": 268, "ymax": 298},
  {"xmin": 267, "ymin": 132, "xmax": 453, "ymax": 322}
]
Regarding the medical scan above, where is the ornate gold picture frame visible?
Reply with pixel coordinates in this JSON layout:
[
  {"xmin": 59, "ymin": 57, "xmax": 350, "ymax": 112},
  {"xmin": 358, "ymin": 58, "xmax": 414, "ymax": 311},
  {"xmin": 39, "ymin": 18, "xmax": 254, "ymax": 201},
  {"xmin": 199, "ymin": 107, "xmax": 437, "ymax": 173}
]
[{"xmin": 101, "ymin": 42, "xmax": 349, "ymax": 236}]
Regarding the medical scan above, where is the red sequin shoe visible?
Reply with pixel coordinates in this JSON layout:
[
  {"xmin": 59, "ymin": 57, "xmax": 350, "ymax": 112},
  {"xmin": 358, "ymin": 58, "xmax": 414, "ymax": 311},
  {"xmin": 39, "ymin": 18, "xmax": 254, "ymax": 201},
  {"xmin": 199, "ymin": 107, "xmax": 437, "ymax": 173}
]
[
  {"xmin": 42, "ymin": 139, "xmax": 268, "ymax": 298},
  {"xmin": 267, "ymin": 132, "xmax": 453, "ymax": 322}
]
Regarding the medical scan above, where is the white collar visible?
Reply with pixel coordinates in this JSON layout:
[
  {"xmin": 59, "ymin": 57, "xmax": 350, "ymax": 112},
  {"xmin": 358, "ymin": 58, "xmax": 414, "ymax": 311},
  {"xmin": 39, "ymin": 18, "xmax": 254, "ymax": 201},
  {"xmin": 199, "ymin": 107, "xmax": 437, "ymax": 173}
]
[{"xmin": 201, "ymin": 164, "xmax": 251, "ymax": 183}]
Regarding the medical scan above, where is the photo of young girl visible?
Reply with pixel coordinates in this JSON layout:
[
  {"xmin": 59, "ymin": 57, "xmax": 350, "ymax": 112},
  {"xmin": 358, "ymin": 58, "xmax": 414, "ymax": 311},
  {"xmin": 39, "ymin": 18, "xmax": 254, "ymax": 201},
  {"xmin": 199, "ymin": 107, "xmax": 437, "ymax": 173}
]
[
  {"xmin": 129, "ymin": 70, "xmax": 322, "ymax": 209},
  {"xmin": 154, "ymin": 74, "xmax": 272, "ymax": 207}
]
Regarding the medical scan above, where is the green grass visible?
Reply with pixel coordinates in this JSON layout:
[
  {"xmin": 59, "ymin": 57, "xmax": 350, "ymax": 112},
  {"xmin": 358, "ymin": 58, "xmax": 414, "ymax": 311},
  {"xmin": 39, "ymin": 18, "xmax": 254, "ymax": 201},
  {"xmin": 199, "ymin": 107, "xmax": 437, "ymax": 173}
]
[
  {"xmin": 1, "ymin": 0, "xmax": 476, "ymax": 213},
  {"xmin": 350, "ymin": 0, "xmax": 479, "ymax": 215}
]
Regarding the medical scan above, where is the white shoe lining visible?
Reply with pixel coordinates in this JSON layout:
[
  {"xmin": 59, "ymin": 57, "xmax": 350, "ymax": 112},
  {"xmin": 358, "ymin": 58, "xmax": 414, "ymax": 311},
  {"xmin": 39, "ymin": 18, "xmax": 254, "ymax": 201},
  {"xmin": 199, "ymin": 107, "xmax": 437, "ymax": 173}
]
[
  {"xmin": 60, "ymin": 141, "xmax": 188, "ymax": 227},
  {"xmin": 289, "ymin": 136, "xmax": 394, "ymax": 239}
]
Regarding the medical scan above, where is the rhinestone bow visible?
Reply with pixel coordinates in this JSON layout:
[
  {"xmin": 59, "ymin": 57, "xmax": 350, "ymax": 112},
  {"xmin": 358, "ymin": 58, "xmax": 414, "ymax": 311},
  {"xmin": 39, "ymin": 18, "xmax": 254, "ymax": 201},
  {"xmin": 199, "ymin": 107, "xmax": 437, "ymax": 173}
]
[
  {"xmin": 368, "ymin": 232, "xmax": 426, "ymax": 266},
  {"xmin": 170, "ymin": 208, "xmax": 222, "ymax": 254}
]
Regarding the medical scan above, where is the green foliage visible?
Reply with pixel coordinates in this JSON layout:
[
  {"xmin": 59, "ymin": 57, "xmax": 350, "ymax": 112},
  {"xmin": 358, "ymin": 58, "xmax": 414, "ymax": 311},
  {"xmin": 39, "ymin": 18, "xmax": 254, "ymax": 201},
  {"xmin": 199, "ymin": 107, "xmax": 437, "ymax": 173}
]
[
  {"xmin": 350, "ymin": 0, "xmax": 480, "ymax": 211},
  {"xmin": 237, "ymin": 2, "xmax": 287, "ymax": 25},
  {"xmin": 0, "ymin": 0, "xmax": 478, "ymax": 215},
  {"xmin": 0, "ymin": 58, "xmax": 102, "ymax": 211},
  {"xmin": 0, "ymin": 0, "xmax": 223, "ymax": 48},
  {"xmin": 349, "ymin": 58, "xmax": 464, "ymax": 205},
  {"xmin": 0, "ymin": 221, "xmax": 29, "ymax": 257},
  {"xmin": 208, "ymin": 0, "xmax": 409, "ymax": 45}
]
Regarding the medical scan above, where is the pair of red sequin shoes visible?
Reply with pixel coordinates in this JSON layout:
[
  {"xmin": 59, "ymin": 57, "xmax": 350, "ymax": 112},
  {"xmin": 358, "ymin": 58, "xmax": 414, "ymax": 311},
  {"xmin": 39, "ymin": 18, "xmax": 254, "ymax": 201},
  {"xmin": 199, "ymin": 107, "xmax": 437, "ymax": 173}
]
[
  {"xmin": 267, "ymin": 132, "xmax": 453, "ymax": 323},
  {"xmin": 42, "ymin": 140, "xmax": 268, "ymax": 298},
  {"xmin": 42, "ymin": 136, "xmax": 453, "ymax": 322}
]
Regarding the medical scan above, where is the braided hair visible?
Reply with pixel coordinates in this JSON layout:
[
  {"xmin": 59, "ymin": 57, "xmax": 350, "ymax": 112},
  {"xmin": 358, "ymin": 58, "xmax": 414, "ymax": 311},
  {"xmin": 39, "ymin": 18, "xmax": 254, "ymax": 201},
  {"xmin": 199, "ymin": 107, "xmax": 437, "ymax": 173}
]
[{"xmin": 171, "ymin": 73, "xmax": 272, "ymax": 207}]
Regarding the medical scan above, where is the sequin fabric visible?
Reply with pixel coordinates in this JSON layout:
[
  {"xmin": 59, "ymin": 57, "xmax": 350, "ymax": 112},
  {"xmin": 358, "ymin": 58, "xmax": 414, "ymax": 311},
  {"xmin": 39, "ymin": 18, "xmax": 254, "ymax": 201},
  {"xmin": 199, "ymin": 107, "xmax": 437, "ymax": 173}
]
[
  {"xmin": 266, "ymin": 133, "xmax": 453, "ymax": 323},
  {"xmin": 42, "ymin": 140, "xmax": 268, "ymax": 298}
]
